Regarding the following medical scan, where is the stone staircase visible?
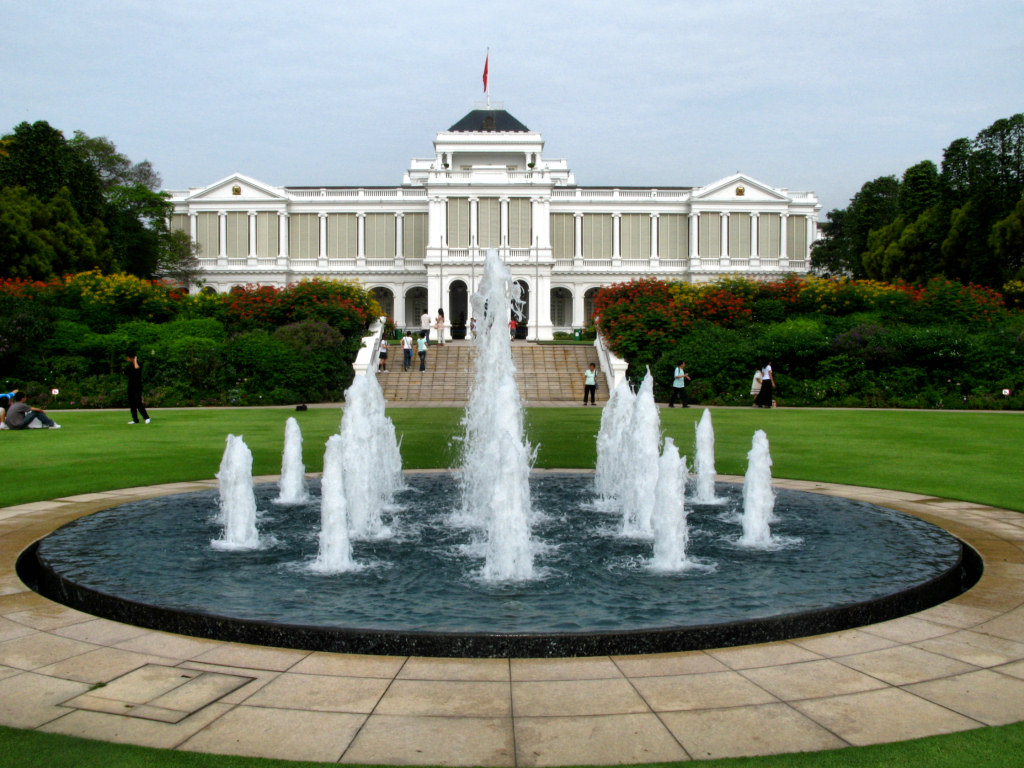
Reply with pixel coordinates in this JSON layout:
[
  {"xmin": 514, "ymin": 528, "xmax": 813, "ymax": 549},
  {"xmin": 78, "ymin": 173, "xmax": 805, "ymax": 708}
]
[{"xmin": 376, "ymin": 341, "xmax": 608, "ymax": 405}]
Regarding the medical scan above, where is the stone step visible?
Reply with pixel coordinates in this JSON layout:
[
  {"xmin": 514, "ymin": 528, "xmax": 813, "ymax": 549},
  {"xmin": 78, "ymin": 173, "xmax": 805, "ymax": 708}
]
[{"xmin": 377, "ymin": 342, "xmax": 608, "ymax": 404}]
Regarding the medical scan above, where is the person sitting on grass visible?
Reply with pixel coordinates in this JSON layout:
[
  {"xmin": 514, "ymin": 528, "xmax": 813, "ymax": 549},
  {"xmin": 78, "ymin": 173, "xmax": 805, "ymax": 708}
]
[{"xmin": 4, "ymin": 391, "xmax": 60, "ymax": 429}]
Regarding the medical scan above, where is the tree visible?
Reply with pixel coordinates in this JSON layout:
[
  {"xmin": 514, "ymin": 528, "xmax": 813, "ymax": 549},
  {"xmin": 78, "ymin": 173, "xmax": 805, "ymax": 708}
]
[
  {"xmin": 990, "ymin": 196, "xmax": 1024, "ymax": 280},
  {"xmin": 156, "ymin": 229, "xmax": 204, "ymax": 290},
  {"xmin": 898, "ymin": 161, "xmax": 940, "ymax": 221},
  {"xmin": 0, "ymin": 120, "xmax": 104, "ymax": 222}
]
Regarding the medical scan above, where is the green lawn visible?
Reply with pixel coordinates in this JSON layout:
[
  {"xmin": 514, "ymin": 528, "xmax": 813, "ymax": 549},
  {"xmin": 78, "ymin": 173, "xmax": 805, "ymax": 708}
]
[{"xmin": 2, "ymin": 404, "xmax": 1024, "ymax": 767}]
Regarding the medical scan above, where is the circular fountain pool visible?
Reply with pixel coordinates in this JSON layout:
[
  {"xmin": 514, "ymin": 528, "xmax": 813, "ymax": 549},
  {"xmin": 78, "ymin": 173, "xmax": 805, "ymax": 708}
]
[{"xmin": 22, "ymin": 473, "xmax": 974, "ymax": 657}]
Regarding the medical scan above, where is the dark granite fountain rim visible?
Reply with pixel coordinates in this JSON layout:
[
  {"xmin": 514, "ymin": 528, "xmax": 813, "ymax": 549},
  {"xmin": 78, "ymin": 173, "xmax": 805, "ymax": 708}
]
[{"xmin": 15, "ymin": 474, "xmax": 983, "ymax": 658}]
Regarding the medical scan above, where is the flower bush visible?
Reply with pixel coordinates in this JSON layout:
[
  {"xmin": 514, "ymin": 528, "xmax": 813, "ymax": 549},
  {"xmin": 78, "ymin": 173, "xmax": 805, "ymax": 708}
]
[
  {"xmin": 1, "ymin": 274, "xmax": 378, "ymax": 408},
  {"xmin": 594, "ymin": 274, "xmax": 1022, "ymax": 409}
]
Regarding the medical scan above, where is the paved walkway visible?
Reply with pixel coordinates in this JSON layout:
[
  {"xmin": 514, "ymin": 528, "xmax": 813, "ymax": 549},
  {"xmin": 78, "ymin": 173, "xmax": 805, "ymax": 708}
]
[{"xmin": 2, "ymin": 477, "xmax": 1024, "ymax": 764}]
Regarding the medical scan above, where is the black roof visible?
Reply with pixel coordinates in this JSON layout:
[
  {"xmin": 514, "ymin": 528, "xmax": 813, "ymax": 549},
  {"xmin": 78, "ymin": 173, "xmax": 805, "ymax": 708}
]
[{"xmin": 448, "ymin": 109, "xmax": 529, "ymax": 133}]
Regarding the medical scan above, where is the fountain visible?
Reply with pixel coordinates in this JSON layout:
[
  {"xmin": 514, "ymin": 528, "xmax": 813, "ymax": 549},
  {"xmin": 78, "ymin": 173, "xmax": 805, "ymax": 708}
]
[
  {"xmin": 458, "ymin": 249, "xmax": 535, "ymax": 580},
  {"xmin": 739, "ymin": 429, "xmax": 777, "ymax": 548},
  {"xmin": 274, "ymin": 417, "xmax": 309, "ymax": 504},
  {"xmin": 649, "ymin": 437, "xmax": 690, "ymax": 571},
  {"xmin": 21, "ymin": 251, "xmax": 979, "ymax": 658},
  {"xmin": 692, "ymin": 408, "xmax": 724, "ymax": 504},
  {"xmin": 211, "ymin": 434, "xmax": 260, "ymax": 550},
  {"xmin": 340, "ymin": 373, "xmax": 403, "ymax": 539},
  {"xmin": 311, "ymin": 434, "xmax": 355, "ymax": 573},
  {"xmin": 594, "ymin": 378, "xmax": 636, "ymax": 502},
  {"xmin": 620, "ymin": 370, "xmax": 662, "ymax": 537}
]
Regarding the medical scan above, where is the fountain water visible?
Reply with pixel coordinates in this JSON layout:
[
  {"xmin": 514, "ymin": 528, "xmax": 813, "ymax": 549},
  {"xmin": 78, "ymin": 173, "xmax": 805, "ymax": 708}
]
[
  {"xmin": 274, "ymin": 417, "xmax": 310, "ymax": 504},
  {"xmin": 621, "ymin": 370, "xmax": 662, "ymax": 537},
  {"xmin": 212, "ymin": 434, "xmax": 260, "ymax": 550},
  {"xmin": 458, "ymin": 249, "xmax": 535, "ymax": 580},
  {"xmin": 692, "ymin": 408, "xmax": 724, "ymax": 504},
  {"xmin": 739, "ymin": 429, "xmax": 776, "ymax": 547},
  {"xmin": 650, "ymin": 437, "xmax": 690, "ymax": 571},
  {"xmin": 594, "ymin": 378, "xmax": 636, "ymax": 502},
  {"xmin": 340, "ymin": 373, "xmax": 403, "ymax": 539},
  {"xmin": 311, "ymin": 434, "xmax": 354, "ymax": 573}
]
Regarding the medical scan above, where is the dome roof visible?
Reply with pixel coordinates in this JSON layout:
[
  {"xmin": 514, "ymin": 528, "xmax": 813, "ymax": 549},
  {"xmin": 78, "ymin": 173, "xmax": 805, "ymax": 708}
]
[{"xmin": 447, "ymin": 109, "xmax": 529, "ymax": 133}]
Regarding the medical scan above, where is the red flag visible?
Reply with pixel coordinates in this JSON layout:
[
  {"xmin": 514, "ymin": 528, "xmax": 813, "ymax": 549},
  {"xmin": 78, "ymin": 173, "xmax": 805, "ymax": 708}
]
[{"xmin": 483, "ymin": 52, "xmax": 489, "ymax": 93}]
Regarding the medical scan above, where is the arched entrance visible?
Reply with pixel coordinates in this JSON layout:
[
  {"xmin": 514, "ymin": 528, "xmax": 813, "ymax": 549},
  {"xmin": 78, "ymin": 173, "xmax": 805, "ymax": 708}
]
[
  {"xmin": 405, "ymin": 287, "xmax": 427, "ymax": 332},
  {"xmin": 550, "ymin": 287, "xmax": 573, "ymax": 329},
  {"xmin": 512, "ymin": 279, "xmax": 530, "ymax": 339},
  {"xmin": 371, "ymin": 287, "xmax": 394, "ymax": 321},
  {"xmin": 449, "ymin": 280, "xmax": 468, "ymax": 337},
  {"xmin": 584, "ymin": 288, "xmax": 600, "ymax": 326}
]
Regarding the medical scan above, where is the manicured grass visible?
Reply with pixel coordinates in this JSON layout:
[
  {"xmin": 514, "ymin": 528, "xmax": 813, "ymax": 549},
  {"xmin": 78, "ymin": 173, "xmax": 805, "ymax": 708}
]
[
  {"xmin": 7, "ymin": 405, "xmax": 1020, "ymax": 512},
  {"xmin": 2, "ymin": 404, "xmax": 1024, "ymax": 767}
]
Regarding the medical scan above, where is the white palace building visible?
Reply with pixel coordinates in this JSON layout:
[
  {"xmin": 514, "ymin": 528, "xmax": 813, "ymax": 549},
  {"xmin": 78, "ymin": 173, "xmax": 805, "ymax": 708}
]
[{"xmin": 168, "ymin": 106, "xmax": 820, "ymax": 341}]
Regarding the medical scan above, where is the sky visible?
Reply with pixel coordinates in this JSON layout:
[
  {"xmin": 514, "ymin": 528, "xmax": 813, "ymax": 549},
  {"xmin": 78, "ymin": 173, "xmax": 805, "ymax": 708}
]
[{"xmin": 2, "ymin": 0, "xmax": 1022, "ymax": 217}]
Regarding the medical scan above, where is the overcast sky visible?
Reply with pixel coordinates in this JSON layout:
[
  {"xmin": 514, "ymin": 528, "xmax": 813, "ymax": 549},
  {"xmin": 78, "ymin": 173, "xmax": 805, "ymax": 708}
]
[{"xmin": 2, "ymin": 0, "xmax": 1022, "ymax": 216}]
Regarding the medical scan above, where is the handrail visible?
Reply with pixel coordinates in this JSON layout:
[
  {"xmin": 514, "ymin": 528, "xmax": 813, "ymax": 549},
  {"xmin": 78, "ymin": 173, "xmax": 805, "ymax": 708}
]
[{"xmin": 352, "ymin": 316, "xmax": 387, "ymax": 379}]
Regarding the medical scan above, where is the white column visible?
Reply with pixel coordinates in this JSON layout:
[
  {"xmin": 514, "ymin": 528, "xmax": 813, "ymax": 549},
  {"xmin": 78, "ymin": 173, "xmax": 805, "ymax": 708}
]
[
  {"xmin": 318, "ymin": 212, "xmax": 328, "ymax": 264},
  {"xmin": 395, "ymin": 212, "xmax": 404, "ymax": 264},
  {"xmin": 751, "ymin": 213, "xmax": 760, "ymax": 265},
  {"xmin": 650, "ymin": 213, "xmax": 659, "ymax": 265},
  {"xmin": 574, "ymin": 213, "xmax": 583, "ymax": 262},
  {"xmin": 356, "ymin": 212, "xmax": 366, "ymax": 265},
  {"xmin": 217, "ymin": 212, "xmax": 227, "ymax": 263},
  {"xmin": 780, "ymin": 213, "xmax": 789, "ymax": 267},
  {"xmin": 612, "ymin": 213, "xmax": 621, "ymax": 266},
  {"xmin": 571, "ymin": 286, "xmax": 586, "ymax": 329},
  {"xmin": 247, "ymin": 211, "xmax": 257, "ymax": 261},
  {"xmin": 278, "ymin": 212, "xmax": 289, "ymax": 263},
  {"xmin": 428, "ymin": 196, "xmax": 445, "ymax": 250},
  {"xmin": 720, "ymin": 212, "xmax": 729, "ymax": 266},
  {"xmin": 806, "ymin": 215, "xmax": 815, "ymax": 264},
  {"xmin": 532, "ymin": 196, "xmax": 550, "ymax": 258},
  {"xmin": 189, "ymin": 212, "xmax": 198, "ymax": 243}
]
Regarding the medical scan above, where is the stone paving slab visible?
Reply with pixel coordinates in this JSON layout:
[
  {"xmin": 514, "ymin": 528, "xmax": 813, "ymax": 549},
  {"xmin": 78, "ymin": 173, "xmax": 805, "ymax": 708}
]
[{"xmin": 1, "ymin": 478, "xmax": 1023, "ymax": 764}]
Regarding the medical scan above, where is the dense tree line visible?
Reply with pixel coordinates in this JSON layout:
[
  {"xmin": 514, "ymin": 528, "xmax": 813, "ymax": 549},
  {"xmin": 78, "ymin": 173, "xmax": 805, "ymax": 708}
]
[
  {"xmin": 0, "ymin": 120, "xmax": 199, "ymax": 284},
  {"xmin": 812, "ymin": 113, "xmax": 1024, "ymax": 288}
]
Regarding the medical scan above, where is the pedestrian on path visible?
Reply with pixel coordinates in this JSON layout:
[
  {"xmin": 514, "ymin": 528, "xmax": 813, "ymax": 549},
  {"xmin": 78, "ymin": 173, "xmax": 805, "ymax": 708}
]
[
  {"xmin": 417, "ymin": 331, "xmax": 428, "ymax": 372},
  {"xmin": 583, "ymin": 363, "xmax": 598, "ymax": 405},
  {"xmin": 668, "ymin": 361, "xmax": 691, "ymax": 408},
  {"xmin": 402, "ymin": 331, "xmax": 414, "ymax": 371},
  {"xmin": 420, "ymin": 310, "xmax": 432, "ymax": 342},
  {"xmin": 435, "ymin": 308, "xmax": 446, "ymax": 346}
]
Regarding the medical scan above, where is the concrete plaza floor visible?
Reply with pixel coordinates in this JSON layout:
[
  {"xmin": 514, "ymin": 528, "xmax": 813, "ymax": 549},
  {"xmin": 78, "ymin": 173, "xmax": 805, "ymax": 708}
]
[{"xmin": 3, "ymin": 476, "xmax": 1024, "ymax": 764}]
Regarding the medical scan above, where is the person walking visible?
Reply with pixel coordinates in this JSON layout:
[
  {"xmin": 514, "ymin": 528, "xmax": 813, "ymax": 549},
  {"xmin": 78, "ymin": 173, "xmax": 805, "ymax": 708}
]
[
  {"xmin": 402, "ymin": 331, "xmax": 414, "ymax": 371},
  {"xmin": 377, "ymin": 338, "xmax": 389, "ymax": 372},
  {"xmin": 668, "ymin": 361, "xmax": 691, "ymax": 407},
  {"xmin": 420, "ymin": 310, "xmax": 432, "ymax": 342},
  {"xmin": 417, "ymin": 331, "xmax": 428, "ymax": 371},
  {"xmin": 125, "ymin": 350, "xmax": 151, "ymax": 424},
  {"xmin": 583, "ymin": 363, "xmax": 598, "ymax": 406},
  {"xmin": 754, "ymin": 361, "xmax": 776, "ymax": 407}
]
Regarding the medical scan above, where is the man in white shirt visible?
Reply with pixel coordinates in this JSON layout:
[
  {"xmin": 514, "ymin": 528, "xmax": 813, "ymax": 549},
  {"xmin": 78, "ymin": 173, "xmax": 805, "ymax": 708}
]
[
  {"xmin": 401, "ymin": 331, "xmax": 414, "ymax": 371},
  {"xmin": 420, "ymin": 310, "xmax": 432, "ymax": 342}
]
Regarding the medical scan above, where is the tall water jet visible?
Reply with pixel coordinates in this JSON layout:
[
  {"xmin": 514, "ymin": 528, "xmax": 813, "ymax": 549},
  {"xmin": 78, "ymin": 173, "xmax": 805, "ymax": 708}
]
[
  {"xmin": 459, "ymin": 249, "xmax": 535, "ymax": 580},
  {"xmin": 311, "ymin": 434, "xmax": 354, "ymax": 572},
  {"xmin": 650, "ymin": 437, "xmax": 689, "ymax": 571},
  {"xmin": 275, "ymin": 417, "xmax": 310, "ymax": 504},
  {"xmin": 212, "ymin": 434, "xmax": 260, "ymax": 550},
  {"xmin": 692, "ymin": 408, "xmax": 723, "ymax": 504},
  {"xmin": 621, "ymin": 370, "xmax": 661, "ymax": 537},
  {"xmin": 739, "ymin": 429, "xmax": 776, "ymax": 547},
  {"xmin": 595, "ymin": 378, "xmax": 636, "ymax": 502},
  {"xmin": 340, "ymin": 373, "xmax": 402, "ymax": 539}
]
